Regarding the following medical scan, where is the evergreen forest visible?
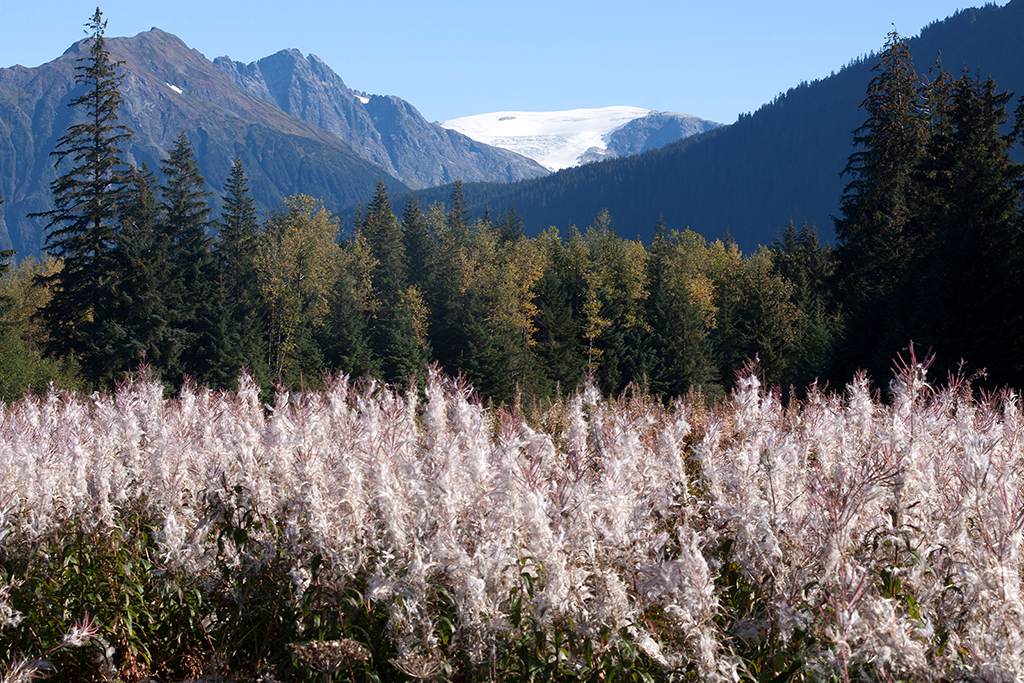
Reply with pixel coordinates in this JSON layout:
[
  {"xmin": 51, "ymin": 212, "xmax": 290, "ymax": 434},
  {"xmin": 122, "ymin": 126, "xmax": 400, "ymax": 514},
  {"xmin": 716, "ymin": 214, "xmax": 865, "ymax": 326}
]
[{"xmin": 2, "ymin": 21, "xmax": 1024, "ymax": 406}]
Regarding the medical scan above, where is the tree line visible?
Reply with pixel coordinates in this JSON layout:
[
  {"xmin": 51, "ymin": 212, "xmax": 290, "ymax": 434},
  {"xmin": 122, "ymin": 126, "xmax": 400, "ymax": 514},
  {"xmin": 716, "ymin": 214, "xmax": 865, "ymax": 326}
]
[{"xmin": 1, "ymin": 20, "xmax": 1022, "ymax": 404}]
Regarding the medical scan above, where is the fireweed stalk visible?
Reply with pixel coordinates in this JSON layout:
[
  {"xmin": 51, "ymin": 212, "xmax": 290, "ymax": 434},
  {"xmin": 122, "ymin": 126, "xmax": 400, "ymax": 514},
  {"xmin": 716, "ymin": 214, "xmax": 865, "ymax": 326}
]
[{"xmin": 1, "ymin": 358, "xmax": 1024, "ymax": 681}]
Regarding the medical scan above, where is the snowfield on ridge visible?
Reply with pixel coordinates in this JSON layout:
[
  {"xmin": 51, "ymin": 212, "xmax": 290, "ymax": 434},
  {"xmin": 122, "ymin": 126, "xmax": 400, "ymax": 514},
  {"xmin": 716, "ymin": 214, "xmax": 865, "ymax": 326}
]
[{"xmin": 441, "ymin": 105, "xmax": 711, "ymax": 171}]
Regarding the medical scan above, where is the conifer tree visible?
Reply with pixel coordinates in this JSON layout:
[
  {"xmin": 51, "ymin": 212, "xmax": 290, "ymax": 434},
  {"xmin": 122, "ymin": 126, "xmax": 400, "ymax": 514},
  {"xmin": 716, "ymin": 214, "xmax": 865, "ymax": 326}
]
[
  {"xmin": 644, "ymin": 226, "xmax": 720, "ymax": 399},
  {"xmin": 362, "ymin": 180, "xmax": 408, "ymax": 300},
  {"xmin": 33, "ymin": 9, "xmax": 132, "ymax": 382},
  {"xmin": 912, "ymin": 73, "xmax": 1024, "ymax": 385},
  {"xmin": 319, "ymin": 231, "xmax": 377, "ymax": 380},
  {"xmin": 103, "ymin": 164, "xmax": 180, "ymax": 384},
  {"xmin": 532, "ymin": 230, "xmax": 585, "ymax": 397},
  {"xmin": 158, "ymin": 131, "xmax": 217, "ymax": 385},
  {"xmin": 360, "ymin": 180, "xmax": 428, "ymax": 385},
  {"xmin": 770, "ymin": 221, "xmax": 837, "ymax": 391},
  {"xmin": 833, "ymin": 30, "xmax": 930, "ymax": 379},
  {"xmin": 401, "ymin": 195, "xmax": 435, "ymax": 290},
  {"xmin": 426, "ymin": 206, "xmax": 504, "ymax": 398},
  {"xmin": 214, "ymin": 158, "xmax": 267, "ymax": 385},
  {"xmin": 446, "ymin": 178, "xmax": 471, "ymax": 236},
  {"xmin": 497, "ymin": 205, "xmax": 525, "ymax": 244}
]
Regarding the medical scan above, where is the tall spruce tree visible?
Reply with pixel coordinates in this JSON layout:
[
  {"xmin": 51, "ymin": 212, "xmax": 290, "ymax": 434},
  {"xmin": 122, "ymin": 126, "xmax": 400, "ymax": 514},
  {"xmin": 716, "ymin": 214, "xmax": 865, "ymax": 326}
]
[
  {"xmin": 833, "ymin": 30, "xmax": 930, "ymax": 379},
  {"xmin": 103, "ymin": 163, "xmax": 180, "ymax": 384},
  {"xmin": 33, "ymin": 9, "xmax": 132, "ymax": 383},
  {"xmin": 158, "ymin": 131, "xmax": 217, "ymax": 385},
  {"xmin": 770, "ymin": 221, "xmax": 837, "ymax": 392},
  {"xmin": 497, "ymin": 205, "xmax": 525, "ymax": 244},
  {"xmin": 446, "ymin": 178, "xmax": 471, "ymax": 236},
  {"xmin": 532, "ymin": 231, "xmax": 585, "ymax": 397},
  {"xmin": 912, "ymin": 73, "xmax": 1024, "ymax": 385},
  {"xmin": 361, "ymin": 180, "xmax": 428, "ymax": 385},
  {"xmin": 401, "ymin": 195, "xmax": 435, "ymax": 290},
  {"xmin": 214, "ymin": 158, "xmax": 267, "ymax": 386}
]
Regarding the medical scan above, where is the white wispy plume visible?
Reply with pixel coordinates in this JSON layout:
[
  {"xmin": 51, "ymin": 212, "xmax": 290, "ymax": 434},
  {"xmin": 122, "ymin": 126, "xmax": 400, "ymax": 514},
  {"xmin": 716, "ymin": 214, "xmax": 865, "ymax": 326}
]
[{"xmin": 4, "ymin": 358, "xmax": 1024, "ymax": 680}]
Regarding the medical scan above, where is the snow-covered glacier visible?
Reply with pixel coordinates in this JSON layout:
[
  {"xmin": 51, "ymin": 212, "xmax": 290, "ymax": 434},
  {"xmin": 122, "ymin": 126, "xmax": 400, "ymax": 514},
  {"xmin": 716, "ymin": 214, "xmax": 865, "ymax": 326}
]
[{"xmin": 440, "ymin": 106, "xmax": 721, "ymax": 171}]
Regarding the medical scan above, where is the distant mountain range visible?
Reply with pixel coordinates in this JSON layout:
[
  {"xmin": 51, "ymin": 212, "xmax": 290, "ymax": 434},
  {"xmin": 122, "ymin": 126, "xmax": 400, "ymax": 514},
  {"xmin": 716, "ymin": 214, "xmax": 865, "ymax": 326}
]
[
  {"xmin": 4, "ymin": 1, "xmax": 1021, "ymax": 257},
  {"xmin": 440, "ymin": 107, "xmax": 722, "ymax": 171},
  {"xmin": 0, "ymin": 29, "xmax": 548, "ymax": 255},
  {"xmin": 411, "ymin": 0, "xmax": 1024, "ymax": 252},
  {"xmin": 212, "ymin": 49, "xmax": 548, "ymax": 189}
]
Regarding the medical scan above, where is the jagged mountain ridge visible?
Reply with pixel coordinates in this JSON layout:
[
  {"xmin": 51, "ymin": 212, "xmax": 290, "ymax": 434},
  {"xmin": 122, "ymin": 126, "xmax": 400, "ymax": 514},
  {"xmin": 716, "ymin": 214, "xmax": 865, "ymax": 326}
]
[
  {"xmin": 0, "ymin": 28, "xmax": 547, "ymax": 256},
  {"xmin": 0, "ymin": 28, "xmax": 411, "ymax": 255},
  {"xmin": 213, "ymin": 49, "xmax": 549, "ymax": 189},
  {"xmin": 597, "ymin": 111, "xmax": 724, "ymax": 160}
]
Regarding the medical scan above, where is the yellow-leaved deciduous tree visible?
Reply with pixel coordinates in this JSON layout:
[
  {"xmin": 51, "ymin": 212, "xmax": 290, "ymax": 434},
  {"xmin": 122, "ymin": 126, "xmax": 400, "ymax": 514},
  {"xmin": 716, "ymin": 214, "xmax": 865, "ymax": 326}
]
[
  {"xmin": 564, "ymin": 210, "xmax": 650, "ymax": 377},
  {"xmin": 0, "ymin": 254, "xmax": 63, "ymax": 351},
  {"xmin": 562, "ymin": 227, "xmax": 605, "ymax": 372},
  {"xmin": 647, "ymin": 228, "xmax": 722, "ymax": 400},
  {"xmin": 397, "ymin": 284, "xmax": 430, "ymax": 353},
  {"xmin": 485, "ymin": 235, "xmax": 545, "ymax": 390},
  {"xmin": 1, "ymin": 253, "xmax": 76, "ymax": 399},
  {"xmin": 257, "ymin": 195, "xmax": 340, "ymax": 383},
  {"xmin": 338, "ymin": 230, "xmax": 377, "ymax": 316}
]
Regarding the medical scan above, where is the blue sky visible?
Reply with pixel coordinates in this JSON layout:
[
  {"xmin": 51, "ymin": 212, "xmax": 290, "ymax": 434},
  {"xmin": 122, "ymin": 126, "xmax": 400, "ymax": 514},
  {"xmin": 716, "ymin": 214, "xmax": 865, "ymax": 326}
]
[{"xmin": 0, "ymin": 1, "xmax": 1003, "ymax": 124}]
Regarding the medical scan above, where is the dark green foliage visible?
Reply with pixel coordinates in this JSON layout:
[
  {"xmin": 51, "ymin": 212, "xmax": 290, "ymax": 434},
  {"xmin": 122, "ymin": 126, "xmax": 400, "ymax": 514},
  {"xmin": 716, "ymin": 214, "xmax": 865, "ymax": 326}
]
[
  {"xmin": 832, "ymin": 37, "xmax": 1024, "ymax": 388},
  {"xmin": 446, "ymin": 178, "xmax": 472, "ymax": 235},
  {"xmin": 906, "ymin": 73, "xmax": 1024, "ymax": 386},
  {"xmin": 706, "ymin": 243, "xmax": 794, "ymax": 391},
  {"xmin": 645, "ymin": 224, "xmax": 719, "ymax": 400},
  {"xmin": 362, "ymin": 180, "xmax": 408, "ymax": 300},
  {"xmin": 0, "ymin": 508, "xmax": 208, "ymax": 682},
  {"xmin": 424, "ymin": 212, "xmax": 504, "ymax": 400},
  {"xmin": 532, "ymin": 253, "xmax": 586, "ymax": 397},
  {"xmin": 360, "ymin": 180, "xmax": 428, "ymax": 386},
  {"xmin": 158, "ymin": 130, "xmax": 219, "ymax": 387},
  {"xmin": 103, "ymin": 163, "xmax": 181, "ymax": 385},
  {"xmin": 400, "ymin": 195, "xmax": 435, "ymax": 290},
  {"xmin": 497, "ymin": 204, "xmax": 525, "ymax": 243},
  {"xmin": 214, "ymin": 157, "xmax": 269, "ymax": 387},
  {"xmin": 0, "ymin": 325, "xmax": 66, "ymax": 402},
  {"xmin": 833, "ymin": 31, "xmax": 929, "ymax": 381},
  {"xmin": 33, "ymin": 9, "xmax": 132, "ymax": 385},
  {"xmin": 770, "ymin": 222, "xmax": 838, "ymax": 392},
  {"xmin": 318, "ymin": 274, "xmax": 377, "ymax": 381},
  {"xmin": 448, "ymin": 288, "xmax": 506, "ymax": 400}
]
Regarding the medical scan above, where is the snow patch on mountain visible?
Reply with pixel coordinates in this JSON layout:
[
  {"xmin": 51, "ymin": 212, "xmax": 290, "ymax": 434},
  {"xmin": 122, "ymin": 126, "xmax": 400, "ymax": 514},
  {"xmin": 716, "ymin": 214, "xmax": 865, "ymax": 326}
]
[
  {"xmin": 441, "ymin": 106, "xmax": 651, "ymax": 171},
  {"xmin": 165, "ymin": 82, "xmax": 182, "ymax": 94}
]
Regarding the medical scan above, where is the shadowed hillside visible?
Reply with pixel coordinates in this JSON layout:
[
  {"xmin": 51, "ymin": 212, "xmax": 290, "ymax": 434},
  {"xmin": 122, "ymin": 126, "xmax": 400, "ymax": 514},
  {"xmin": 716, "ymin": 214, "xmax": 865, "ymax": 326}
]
[{"xmin": 401, "ymin": 1, "xmax": 1024, "ymax": 251}]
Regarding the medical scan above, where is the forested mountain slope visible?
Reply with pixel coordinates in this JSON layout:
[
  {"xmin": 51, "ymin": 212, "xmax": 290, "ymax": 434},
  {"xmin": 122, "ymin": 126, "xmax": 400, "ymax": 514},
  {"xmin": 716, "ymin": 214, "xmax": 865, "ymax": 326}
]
[{"xmin": 406, "ymin": 1, "xmax": 1024, "ymax": 251}]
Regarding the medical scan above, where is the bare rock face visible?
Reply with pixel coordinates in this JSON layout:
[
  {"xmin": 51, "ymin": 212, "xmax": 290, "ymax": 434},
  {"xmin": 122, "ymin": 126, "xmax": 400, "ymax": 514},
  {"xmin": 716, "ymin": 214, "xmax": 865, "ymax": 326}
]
[
  {"xmin": 215, "ymin": 49, "xmax": 549, "ymax": 190},
  {"xmin": 607, "ymin": 112, "xmax": 722, "ymax": 156},
  {"xmin": 577, "ymin": 112, "xmax": 722, "ymax": 164}
]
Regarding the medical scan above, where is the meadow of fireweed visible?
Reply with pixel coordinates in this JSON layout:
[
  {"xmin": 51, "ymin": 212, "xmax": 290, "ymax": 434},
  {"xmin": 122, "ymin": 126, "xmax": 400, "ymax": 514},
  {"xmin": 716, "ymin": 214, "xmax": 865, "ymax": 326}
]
[{"xmin": 2, "ymin": 355, "xmax": 1023, "ymax": 682}]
